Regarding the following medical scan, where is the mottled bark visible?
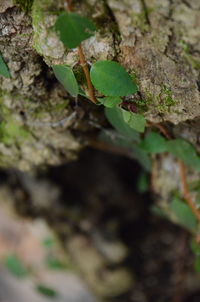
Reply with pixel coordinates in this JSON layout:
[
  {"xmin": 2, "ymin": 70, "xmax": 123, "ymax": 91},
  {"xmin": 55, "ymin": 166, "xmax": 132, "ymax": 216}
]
[
  {"xmin": 0, "ymin": 0, "xmax": 199, "ymax": 159},
  {"xmin": 1, "ymin": 0, "xmax": 200, "ymax": 220},
  {"xmin": 1, "ymin": 1, "xmax": 200, "ymax": 299}
]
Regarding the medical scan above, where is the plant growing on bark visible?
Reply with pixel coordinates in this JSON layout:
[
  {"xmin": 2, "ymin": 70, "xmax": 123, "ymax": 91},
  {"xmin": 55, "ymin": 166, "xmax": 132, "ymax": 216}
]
[
  {"xmin": 1, "ymin": 0, "xmax": 200, "ymax": 269},
  {"xmin": 51, "ymin": 0, "xmax": 200, "ymax": 249},
  {"xmin": 53, "ymin": 9, "xmax": 146, "ymax": 133}
]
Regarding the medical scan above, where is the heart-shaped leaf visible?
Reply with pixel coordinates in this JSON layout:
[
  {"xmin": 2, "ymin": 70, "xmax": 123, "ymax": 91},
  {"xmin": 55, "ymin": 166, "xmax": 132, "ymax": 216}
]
[
  {"xmin": 52, "ymin": 65, "xmax": 79, "ymax": 97},
  {"xmin": 55, "ymin": 12, "xmax": 96, "ymax": 49},
  {"xmin": 90, "ymin": 60, "xmax": 138, "ymax": 96}
]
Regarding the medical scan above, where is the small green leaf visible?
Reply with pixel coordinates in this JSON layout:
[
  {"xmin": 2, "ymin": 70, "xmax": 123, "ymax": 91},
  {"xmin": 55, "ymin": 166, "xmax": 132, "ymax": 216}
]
[
  {"xmin": 166, "ymin": 139, "xmax": 200, "ymax": 171},
  {"xmin": 0, "ymin": 54, "xmax": 11, "ymax": 78},
  {"xmin": 137, "ymin": 172, "xmax": 149, "ymax": 193},
  {"xmin": 98, "ymin": 96, "xmax": 122, "ymax": 108},
  {"xmin": 36, "ymin": 284, "xmax": 58, "ymax": 298},
  {"xmin": 121, "ymin": 109, "xmax": 146, "ymax": 133},
  {"xmin": 132, "ymin": 145, "xmax": 152, "ymax": 171},
  {"xmin": 170, "ymin": 197, "xmax": 198, "ymax": 231},
  {"xmin": 99, "ymin": 128, "xmax": 151, "ymax": 171},
  {"xmin": 46, "ymin": 256, "xmax": 69, "ymax": 270},
  {"xmin": 105, "ymin": 106, "xmax": 141, "ymax": 141},
  {"xmin": 99, "ymin": 130, "xmax": 134, "ymax": 150},
  {"xmin": 55, "ymin": 12, "xmax": 96, "ymax": 49},
  {"xmin": 90, "ymin": 60, "xmax": 138, "ymax": 96},
  {"xmin": 43, "ymin": 237, "xmax": 55, "ymax": 248},
  {"xmin": 6, "ymin": 255, "xmax": 28, "ymax": 278},
  {"xmin": 52, "ymin": 65, "xmax": 79, "ymax": 97},
  {"xmin": 139, "ymin": 132, "xmax": 168, "ymax": 153}
]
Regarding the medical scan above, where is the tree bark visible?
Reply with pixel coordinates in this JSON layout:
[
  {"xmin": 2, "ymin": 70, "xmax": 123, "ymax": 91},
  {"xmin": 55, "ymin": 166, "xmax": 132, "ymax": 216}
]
[
  {"xmin": 1, "ymin": 0, "xmax": 200, "ymax": 300},
  {"xmin": 0, "ymin": 0, "xmax": 199, "ymax": 163}
]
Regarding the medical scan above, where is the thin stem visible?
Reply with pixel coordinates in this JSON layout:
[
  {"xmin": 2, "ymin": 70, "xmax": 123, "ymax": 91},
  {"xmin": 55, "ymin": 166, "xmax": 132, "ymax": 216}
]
[
  {"xmin": 90, "ymin": 139, "xmax": 133, "ymax": 158},
  {"xmin": 65, "ymin": 0, "xmax": 97, "ymax": 104},
  {"xmin": 179, "ymin": 160, "xmax": 200, "ymax": 221},
  {"xmin": 148, "ymin": 121, "xmax": 172, "ymax": 139},
  {"xmin": 150, "ymin": 122, "xmax": 200, "ymax": 222},
  {"xmin": 78, "ymin": 45, "xmax": 97, "ymax": 104}
]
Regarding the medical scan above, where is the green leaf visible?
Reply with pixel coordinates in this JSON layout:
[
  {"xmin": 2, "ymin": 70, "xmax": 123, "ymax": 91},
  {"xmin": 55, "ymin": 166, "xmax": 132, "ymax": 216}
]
[
  {"xmin": 137, "ymin": 172, "xmax": 149, "ymax": 193},
  {"xmin": 170, "ymin": 197, "xmax": 198, "ymax": 231},
  {"xmin": 6, "ymin": 255, "xmax": 28, "ymax": 278},
  {"xmin": 90, "ymin": 60, "xmax": 138, "ymax": 96},
  {"xmin": 43, "ymin": 237, "xmax": 55, "ymax": 248},
  {"xmin": 99, "ymin": 129, "xmax": 151, "ymax": 171},
  {"xmin": 121, "ymin": 109, "xmax": 146, "ymax": 133},
  {"xmin": 36, "ymin": 284, "xmax": 58, "ymax": 298},
  {"xmin": 132, "ymin": 145, "xmax": 152, "ymax": 171},
  {"xmin": 98, "ymin": 96, "xmax": 122, "ymax": 108},
  {"xmin": 46, "ymin": 256, "xmax": 68, "ymax": 270},
  {"xmin": 105, "ymin": 106, "xmax": 141, "ymax": 141},
  {"xmin": 99, "ymin": 130, "xmax": 139, "ymax": 152},
  {"xmin": 55, "ymin": 12, "xmax": 96, "ymax": 49},
  {"xmin": 0, "ymin": 54, "xmax": 11, "ymax": 78},
  {"xmin": 139, "ymin": 132, "xmax": 168, "ymax": 153},
  {"xmin": 166, "ymin": 139, "xmax": 200, "ymax": 171},
  {"xmin": 52, "ymin": 65, "xmax": 79, "ymax": 97}
]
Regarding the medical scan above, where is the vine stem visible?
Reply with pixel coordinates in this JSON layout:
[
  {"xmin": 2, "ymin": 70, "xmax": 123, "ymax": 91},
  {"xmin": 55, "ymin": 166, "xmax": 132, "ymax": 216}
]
[
  {"xmin": 65, "ymin": 0, "xmax": 97, "ymax": 104},
  {"xmin": 65, "ymin": 0, "xmax": 200, "ymax": 224},
  {"xmin": 150, "ymin": 122, "xmax": 200, "ymax": 223},
  {"xmin": 78, "ymin": 46, "xmax": 97, "ymax": 104},
  {"xmin": 179, "ymin": 160, "xmax": 200, "ymax": 220},
  {"xmin": 147, "ymin": 121, "xmax": 171, "ymax": 140}
]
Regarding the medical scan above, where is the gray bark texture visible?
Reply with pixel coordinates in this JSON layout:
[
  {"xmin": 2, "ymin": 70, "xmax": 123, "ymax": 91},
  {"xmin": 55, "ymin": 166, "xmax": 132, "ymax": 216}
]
[
  {"xmin": 0, "ymin": 0, "xmax": 200, "ymax": 220},
  {"xmin": 1, "ymin": 0, "xmax": 200, "ymax": 214},
  {"xmin": 1, "ymin": 1, "xmax": 200, "ymax": 300},
  {"xmin": 0, "ymin": 0, "xmax": 199, "ymax": 168}
]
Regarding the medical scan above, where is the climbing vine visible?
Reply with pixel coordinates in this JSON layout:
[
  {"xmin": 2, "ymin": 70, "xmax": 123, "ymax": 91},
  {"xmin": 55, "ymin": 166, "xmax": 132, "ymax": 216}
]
[
  {"xmin": 53, "ymin": 0, "xmax": 200, "ymax": 249},
  {"xmin": 1, "ymin": 0, "xmax": 200, "ymax": 269}
]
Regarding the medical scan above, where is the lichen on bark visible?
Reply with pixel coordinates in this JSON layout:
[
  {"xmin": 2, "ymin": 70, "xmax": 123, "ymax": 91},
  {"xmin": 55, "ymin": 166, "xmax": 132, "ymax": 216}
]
[
  {"xmin": 108, "ymin": 0, "xmax": 200, "ymax": 125},
  {"xmin": 0, "ymin": 1, "xmax": 82, "ymax": 169},
  {"xmin": 0, "ymin": 0, "xmax": 119, "ymax": 170},
  {"xmin": 1, "ymin": 0, "xmax": 200, "ymax": 299},
  {"xmin": 1, "ymin": 0, "xmax": 200, "ymax": 226}
]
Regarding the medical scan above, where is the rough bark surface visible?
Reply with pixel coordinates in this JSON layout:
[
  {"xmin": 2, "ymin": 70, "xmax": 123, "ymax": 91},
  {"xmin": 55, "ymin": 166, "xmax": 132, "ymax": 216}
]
[
  {"xmin": 0, "ymin": 0, "xmax": 200, "ymax": 229},
  {"xmin": 1, "ymin": 1, "xmax": 200, "ymax": 300},
  {"xmin": 0, "ymin": 0, "xmax": 200, "ymax": 168}
]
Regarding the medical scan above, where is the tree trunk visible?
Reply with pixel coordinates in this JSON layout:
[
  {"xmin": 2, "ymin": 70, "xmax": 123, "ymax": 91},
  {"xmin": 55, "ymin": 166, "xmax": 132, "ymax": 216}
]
[
  {"xmin": 1, "ymin": 0, "xmax": 200, "ymax": 300},
  {"xmin": 1, "ymin": 0, "xmax": 200, "ymax": 165}
]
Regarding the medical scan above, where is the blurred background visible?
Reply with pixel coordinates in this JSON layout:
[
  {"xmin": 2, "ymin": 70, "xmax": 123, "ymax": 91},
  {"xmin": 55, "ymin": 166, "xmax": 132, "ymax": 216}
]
[{"xmin": 0, "ymin": 147, "xmax": 200, "ymax": 302}]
